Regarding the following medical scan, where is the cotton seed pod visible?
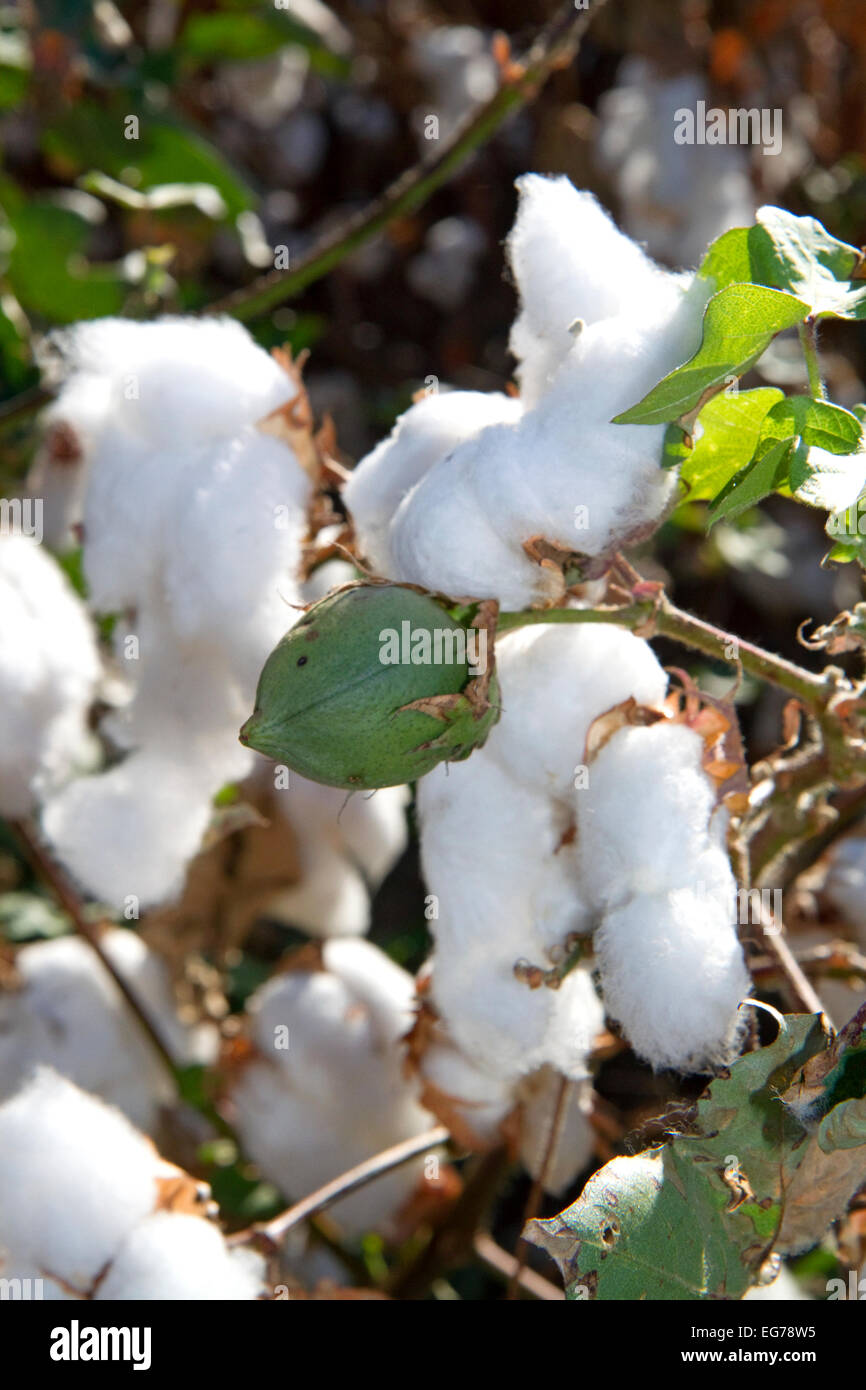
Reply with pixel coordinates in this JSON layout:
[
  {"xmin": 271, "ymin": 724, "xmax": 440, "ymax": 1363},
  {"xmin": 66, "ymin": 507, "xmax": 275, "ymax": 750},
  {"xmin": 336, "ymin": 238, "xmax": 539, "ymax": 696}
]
[{"xmin": 239, "ymin": 583, "xmax": 500, "ymax": 789}]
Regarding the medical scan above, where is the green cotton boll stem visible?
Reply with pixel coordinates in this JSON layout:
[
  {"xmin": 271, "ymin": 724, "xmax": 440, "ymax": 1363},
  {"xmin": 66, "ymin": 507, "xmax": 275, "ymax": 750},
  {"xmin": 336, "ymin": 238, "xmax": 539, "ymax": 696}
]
[{"xmin": 239, "ymin": 583, "xmax": 500, "ymax": 789}]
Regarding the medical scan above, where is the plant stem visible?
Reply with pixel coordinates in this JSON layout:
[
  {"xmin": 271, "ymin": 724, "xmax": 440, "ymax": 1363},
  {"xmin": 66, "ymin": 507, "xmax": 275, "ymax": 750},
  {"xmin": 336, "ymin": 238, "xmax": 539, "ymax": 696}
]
[
  {"xmin": 497, "ymin": 594, "xmax": 830, "ymax": 712},
  {"xmin": 231, "ymin": 1126, "xmax": 451, "ymax": 1250},
  {"xmin": 205, "ymin": 0, "xmax": 606, "ymax": 323},
  {"xmin": 9, "ymin": 818, "xmax": 179, "ymax": 1077},
  {"xmin": 798, "ymin": 318, "xmax": 826, "ymax": 399}
]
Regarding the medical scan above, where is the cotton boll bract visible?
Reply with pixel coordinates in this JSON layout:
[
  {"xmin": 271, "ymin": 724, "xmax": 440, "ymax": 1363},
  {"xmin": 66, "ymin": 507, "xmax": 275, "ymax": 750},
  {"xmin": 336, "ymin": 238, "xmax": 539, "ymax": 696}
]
[{"xmin": 0, "ymin": 537, "xmax": 101, "ymax": 817}]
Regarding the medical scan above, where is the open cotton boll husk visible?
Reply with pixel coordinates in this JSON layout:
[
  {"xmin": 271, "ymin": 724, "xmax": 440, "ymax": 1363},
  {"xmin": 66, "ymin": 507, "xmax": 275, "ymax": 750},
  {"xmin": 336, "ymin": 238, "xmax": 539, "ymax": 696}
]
[{"xmin": 0, "ymin": 537, "xmax": 101, "ymax": 818}]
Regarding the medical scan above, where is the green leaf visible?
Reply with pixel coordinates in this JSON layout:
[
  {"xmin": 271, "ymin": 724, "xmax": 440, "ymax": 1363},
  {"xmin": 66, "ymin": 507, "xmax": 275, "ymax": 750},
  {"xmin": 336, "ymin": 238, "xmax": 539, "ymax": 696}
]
[
  {"xmin": 763, "ymin": 395, "xmax": 862, "ymax": 455},
  {"xmin": 528, "ymin": 1015, "xmax": 830, "ymax": 1300},
  {"xmin": 672, "ymin": 387, "xmax": 783, "ymax": 501},
  {"xmin": 708, "ymin": 435, "xmax": 797, "ymax": 526},
  {"xmin": 42, "ymin": 105, "xmax": 254, "ymax": 220},
  {"xmin": 751, "ymin": 206, "xmax": 864, "ymax": 319},
  {"xmin": 4, "ymin": 201, "xmax": 126, "ymax": 321},
  {"xmin": 0, "ymin": 891, "xmax": 70, "ymax": 942},
  {"xmin": 613, "ymin": 284, "xmax": 809, "ymax": 427}
]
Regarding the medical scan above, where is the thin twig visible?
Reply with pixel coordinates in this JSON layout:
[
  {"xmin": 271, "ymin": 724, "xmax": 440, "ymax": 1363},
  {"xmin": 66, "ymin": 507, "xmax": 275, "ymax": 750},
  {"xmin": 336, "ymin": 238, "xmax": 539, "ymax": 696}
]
[
  {"xmin": 230, "ymin": 1126, "xmax": 451, "ymax": 1250},
  {"xmin": 473, "ymin": 1232, "xmax": 564, "ymax": 1300},
  {"xmin": 205, "ymin": 0, "xmax": 607, "ymax": 323},
  {"xmin": 388, "ymin": 1145, "xmax": 511, "ymax": 1299},
  {"xmin": 752, "ymin": 900, "xmax": 831, "ymax": 1023},
  {"xmin": 9, "ymin": 817, "xmax": 179, "ymax": 1075},
  {"xmin": 506, "ymin": 1072, "xmax": 570, "ymax": 1299},
  {"xmin": 498, "ymin": 594, "xmax": 831, "ymax": 714}
]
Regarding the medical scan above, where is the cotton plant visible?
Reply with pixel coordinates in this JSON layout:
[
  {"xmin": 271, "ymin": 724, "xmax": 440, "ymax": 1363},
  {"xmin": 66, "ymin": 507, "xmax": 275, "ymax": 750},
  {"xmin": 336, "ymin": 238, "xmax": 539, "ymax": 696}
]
[
  {"xmin": 344, "ymin": 175, "xmax": 714, "ymax": 607},
  {"xmin": 414, "ymin": 622, "xmax": 748, "ymax": 1146},
  {"xmin": 28, "ymin": 317, "xmax": 315, "ymax": 911},
  {"xmin": 0, "ymin": 1069, "xmax": 264, "ymax": 1299},
  {"xmin": 229, "ymin": 937, "xmax": 437, "ymax": 1238},
  {"xmin": 0, "ymin": 929, "xmax": 216, "ymax": 1132}
]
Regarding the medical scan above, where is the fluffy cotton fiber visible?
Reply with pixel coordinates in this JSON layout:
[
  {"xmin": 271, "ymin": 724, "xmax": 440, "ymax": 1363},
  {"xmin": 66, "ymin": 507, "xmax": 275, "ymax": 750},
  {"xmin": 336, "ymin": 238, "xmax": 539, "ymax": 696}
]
[
  {"xmin": 35, "ymin": 316, "xmax": 313, "ymax": 910},
  {"xmin": 345, "ymin": 176, "xmax": 712, "ymax": 606},
  {"xmin": 0, "ymin": 536, "xmax": 101, "ymax": 817},
  {"xmin": 230, "ymin": 938, "xmax": 434, "ymax": 1237},
  {"xmin": 0, "ymin": 1069, "xmax": 263, "ymax": 1299}
]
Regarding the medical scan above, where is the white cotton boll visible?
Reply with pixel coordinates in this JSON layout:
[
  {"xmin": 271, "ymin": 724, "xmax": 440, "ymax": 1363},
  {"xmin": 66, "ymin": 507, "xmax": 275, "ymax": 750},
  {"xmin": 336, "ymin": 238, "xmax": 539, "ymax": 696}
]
[
  {"xmin": 487, "ymin": 624, "xmax": 668, "ymax": 798},
  {"xmin": 596, "ymin": 61, "xmax": 755, "ymax": 270},
  {"xmin": 267, "ymin": 776, "xmax": 408, "ymax": 935},
  {"xmin": 0, "ymin": 1069, "xmax": 159, "ymax": 1292},
  {"xmin": 418, "ymin": 755, "xmax": 599, "ymax": 1079},
  {"xmin": 159, "ymin": 430, "xmax": 310, "ymax": 664},
  {"xmin": 0, "ymin": 536, "xmax": 101, "ymax": 817},
  {"xmin": 344, "ymin": 389, "xmax": 522, "ymax": 578},
  {"xmin": 322, "ymin": 937, "xmax": 416, "ymax": 1044},
  {"xmin": 596, "ymin": 886, "xmax": 749, "ymax": 1071},
  {"xmin": 420, "ymin": 1039, "xmax": 515, "ymax": 1143},
  {"xmin": 337, "ymin": 786, "xmax": 409, "ymax": 886},
  {"xmin": 269, "ymin": 839, "xmax": 371, "ymax": 936},
  {"xmin": 0, "ymin": 931, "xmax": 213, "ymax": 1129},
  {"xmin": 42, "ymin": 749, "xmax": 216, "ymax": 910},
  {"xmin": 51, "ymin": 317, "xmax": 295, "ymax": 451},
  {"xmin": 385, "ymin": 429, "xmax": 556, "ymax": 606},
  {"xmin": 577, "ymin": 722, "xmax": 721, "ymax": 908},
  {"xmin": 410, "ymin": 26, "xmax": 498, "ymax": 142},
  {"xmin": 95, "ymin": 1213, "xmax": 264, "ymax": 1300},
  {"xmin": 506, "ymin": 174, "xmax": 694, "ymax": 403},
  {"xmin": 231, "ymin": 942, "xmax": 433, "ymax": 1237},
  {"xmin": 373, "ymin": 293, "xmax": 709, "ymax": 607}
]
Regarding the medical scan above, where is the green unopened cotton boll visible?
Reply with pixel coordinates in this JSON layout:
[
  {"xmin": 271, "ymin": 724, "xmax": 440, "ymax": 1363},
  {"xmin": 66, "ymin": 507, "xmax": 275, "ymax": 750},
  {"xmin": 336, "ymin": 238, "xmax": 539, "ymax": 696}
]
[{"xmin": 239, "ymin": 583, "xmax": 500, "ymax": 789}]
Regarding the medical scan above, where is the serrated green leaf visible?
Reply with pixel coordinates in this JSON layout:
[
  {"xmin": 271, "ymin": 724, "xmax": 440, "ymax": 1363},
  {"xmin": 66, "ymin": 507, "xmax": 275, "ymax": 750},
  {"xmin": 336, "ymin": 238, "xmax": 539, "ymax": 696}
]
[
  {"xmin": 613, "ymin": 284, "xmax": 809, "ymax": 427},
  {"xmin": 673, "ymin": 387, "xmax": 783, "ymax": 501}
]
